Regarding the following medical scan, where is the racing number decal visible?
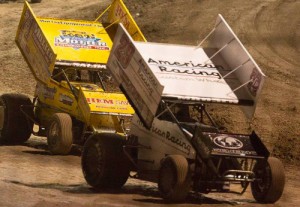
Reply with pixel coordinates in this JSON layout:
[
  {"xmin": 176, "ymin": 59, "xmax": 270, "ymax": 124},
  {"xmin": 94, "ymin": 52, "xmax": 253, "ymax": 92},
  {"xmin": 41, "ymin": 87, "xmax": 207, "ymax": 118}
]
[
  {"xmin": 114, "ymin": 33, "xmax": 135, "ymax": 68},
  {"xmin": 247, "ymin": 68, "xmax": 262, "ymax": 97}
]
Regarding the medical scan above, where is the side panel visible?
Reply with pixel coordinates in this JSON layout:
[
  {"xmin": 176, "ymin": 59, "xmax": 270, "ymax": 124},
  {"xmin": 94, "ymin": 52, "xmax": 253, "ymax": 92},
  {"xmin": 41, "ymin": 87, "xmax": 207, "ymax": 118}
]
[
  {"xmin": 35, "ymin": 81, "xmax": 78, "ymax": 116},
  {"xmin": 78, "ymin": 87, "xmax": 91, "ymax": 124},
  {"xmin": 130, "ymin": 115, "xmax": 196, "ymax": 171},
  {"xmin": 15, "ymin": 2, "xmax": 56, "ymax": 84},
  {"xmin": 108, "ymin": 0, "xmax": 146, "ymax": 42},
  {"xmin": 209, "ymin": 14, "xmax": 266, "ymax": 117},
  {"xmin": 90, "ymin": 114, "xmax": 123, "ymax": 133},
  {"xmin": 84, "ymin": 91, "xmax": 134, "ymax": 115},
  {"xmin": 77, "ymin": 87, "xmax": 135, "ymax": 126},
  {"xmin": 107, "ymin": 24, "xmax": 163, "ymax": 129}
]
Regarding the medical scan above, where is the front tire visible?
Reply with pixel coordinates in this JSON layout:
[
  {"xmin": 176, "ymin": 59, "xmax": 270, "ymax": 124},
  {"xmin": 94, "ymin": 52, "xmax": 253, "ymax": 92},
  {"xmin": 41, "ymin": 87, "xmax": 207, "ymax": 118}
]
[
  {"xmin": 158, "ymin": 155, "xmax": 191, "ymax": 202},
  {"xmin": 251, "ymin": 157, "xmax": 285, "ymax": 203},
  {"xmin": 0, "ymin": 93, "xmax": 33, "ymax": 144},
  {"xmin": 81, "ymin": 133, "xmax": 130, "ymax": 190},
  {"xmin": 47, "ymin": 113, "xmax": 73, "ymax": 155}
]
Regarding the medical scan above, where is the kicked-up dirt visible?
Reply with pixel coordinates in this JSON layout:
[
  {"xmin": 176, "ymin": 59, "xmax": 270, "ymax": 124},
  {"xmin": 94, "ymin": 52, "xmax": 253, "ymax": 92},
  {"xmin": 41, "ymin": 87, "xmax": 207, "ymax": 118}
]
[{"xmin": 0, "ymin": 0, "xmax": 299, "ymax": 206}]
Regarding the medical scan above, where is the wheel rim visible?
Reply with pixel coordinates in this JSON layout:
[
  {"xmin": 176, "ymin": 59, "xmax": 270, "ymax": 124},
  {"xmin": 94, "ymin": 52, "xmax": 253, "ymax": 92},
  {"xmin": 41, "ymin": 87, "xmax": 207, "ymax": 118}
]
[
  {"xmin": 84, "ymin": 141, "xmax": 105, "ymax": 182},
  {"xmin": 253, "ymin": 161, "xmax": 272, "ymax": 197},
  {"xmin": 257, "ymin": 165, "xmax": 271, "ymax": 193}
]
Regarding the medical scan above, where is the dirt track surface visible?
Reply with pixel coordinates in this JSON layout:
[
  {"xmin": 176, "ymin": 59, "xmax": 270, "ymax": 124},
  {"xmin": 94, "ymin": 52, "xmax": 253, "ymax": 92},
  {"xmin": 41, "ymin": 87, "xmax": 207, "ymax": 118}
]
[
  {"xmin": 0, "ymin": 0, "xmax": 299, "ymax": 206},
  {"xmin": 0, "ymin": 140, "xmax": 299, "ymax": 207}
]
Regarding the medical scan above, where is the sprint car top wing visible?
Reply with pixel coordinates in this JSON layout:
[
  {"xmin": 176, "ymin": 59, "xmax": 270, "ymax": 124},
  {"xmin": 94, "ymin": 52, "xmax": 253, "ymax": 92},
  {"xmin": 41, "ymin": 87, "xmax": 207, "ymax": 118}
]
[
  {"xmin": 16, "ymin": 0, "xmax": 146, "ymax": 81},
  {"xmin": 107, "ymin": 15, "xmax": 265, "ymax": 128},
  {"xmin": 16, "ymin": 1, "xmax": 56, "ymax": 84}
]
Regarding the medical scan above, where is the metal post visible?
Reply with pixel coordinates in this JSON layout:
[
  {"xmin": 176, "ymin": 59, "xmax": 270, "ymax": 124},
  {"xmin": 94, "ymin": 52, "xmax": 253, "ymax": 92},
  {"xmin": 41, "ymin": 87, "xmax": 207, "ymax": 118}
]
[
  {"xmin": 203, "ymin": 38, "xmax": 235, "ymax": 64},
  {"xmin": 195, "ymin": 20, "xmax": 223, "ymax": 49},
  {"xmin": 94, "ymin": 4, "xmax": 112, "ymax": 22},
  {"xmin": 222, "ymin": 59, "xmax": 250, "ymax": 79}
]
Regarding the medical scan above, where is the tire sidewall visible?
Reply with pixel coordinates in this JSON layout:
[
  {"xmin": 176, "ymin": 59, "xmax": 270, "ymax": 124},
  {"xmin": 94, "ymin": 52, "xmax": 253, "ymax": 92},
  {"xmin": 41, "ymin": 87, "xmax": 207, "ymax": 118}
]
[
  {"xmin": 47, "ymin": 113, "xmax": 73, "ymax": 155},
  {"xmin": 81, "ymin": 133, "xmax": 130, "ymax": 190},
  {"xmin": 0, "ymin": 94, "xmax": 33, "ymax": 144},
  {"xmin": 251, "ymin": 157, "xmax": 285, "ymax": 203},
  {"xmin": 158, "ymin": 155, "xmax": 191, "ymax": 202}
]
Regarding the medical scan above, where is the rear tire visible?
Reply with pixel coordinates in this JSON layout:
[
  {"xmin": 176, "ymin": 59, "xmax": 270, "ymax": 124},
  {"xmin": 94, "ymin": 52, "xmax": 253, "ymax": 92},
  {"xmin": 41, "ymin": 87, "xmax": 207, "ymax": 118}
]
[
  {"xmin": 47, "ymin": 113, "xmax": 73, "ymax": 155},
  {"xmin": 251, "ymin": 157, "xmax": 285, "ymax": 203},
  {"xmin": 158, "ymin": 155, "xmax": 191, "ymax": 202},
  {"xmin": 0, "ymin": 93, "xmax": 33, "ymax": 144},
  {"xmin": 81, "ymin": 133, "xmax": 130, "ymax": 190}
]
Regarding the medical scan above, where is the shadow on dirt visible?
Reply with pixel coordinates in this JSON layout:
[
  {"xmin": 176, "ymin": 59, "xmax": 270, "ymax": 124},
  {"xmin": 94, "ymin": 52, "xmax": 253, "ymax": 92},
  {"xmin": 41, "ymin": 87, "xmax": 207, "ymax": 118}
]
[
  {"xmin": 0, "ymin": 136, "xmax": 81, "ymax": 156},
  {"xmin": 21, "ymin": 141, "xmax": 82, "ymax": 156},
  {"xmin": 132, "ymin": 196, "xmax": 235, "ymax": 205},
  {"xmin": 3, "ymin": 179, "xmax": 247, "ymax": 205},
  {"xmin": 21, "ymin": 146, "xmax": 82, "ymax": 156},
  {"xmin": 4, "ymin": 180, "xmax": 91, "ymax": 193}
]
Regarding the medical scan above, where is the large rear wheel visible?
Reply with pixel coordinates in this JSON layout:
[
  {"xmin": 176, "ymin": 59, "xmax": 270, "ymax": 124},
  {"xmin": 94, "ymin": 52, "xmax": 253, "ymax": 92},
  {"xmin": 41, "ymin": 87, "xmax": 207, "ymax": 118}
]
[
  {"xmin": 0, "ymin": 93, "xmax": 33, "ymax": 144},
  {"xmin": 251, "ymin": 157, "xmax": 285, "ymax": 203},
  {"xmin": 47, "ymin": 113, "xmax": 73, "ymax": 155},
  {"xmin": 158, "ymin": 155, "xmax": 191, "ymax": 202},
  {"xmin": 81, "ymin": 133, "xmax": 130, "ymax": 190}
]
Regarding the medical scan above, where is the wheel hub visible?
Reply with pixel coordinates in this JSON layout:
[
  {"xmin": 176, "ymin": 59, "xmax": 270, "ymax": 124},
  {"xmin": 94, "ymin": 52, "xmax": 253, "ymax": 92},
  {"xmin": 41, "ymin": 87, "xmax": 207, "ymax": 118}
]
[
  {"xmin": 50, "ymin": 122, "xmax": 59, "ymax": 137},
  {"xmin": 255, "ymin": 165, "xmax": 271, "ymax": 193},
  {"xmin": 86, "ymin": 142, "xmax": 104, "ymax": 177}
]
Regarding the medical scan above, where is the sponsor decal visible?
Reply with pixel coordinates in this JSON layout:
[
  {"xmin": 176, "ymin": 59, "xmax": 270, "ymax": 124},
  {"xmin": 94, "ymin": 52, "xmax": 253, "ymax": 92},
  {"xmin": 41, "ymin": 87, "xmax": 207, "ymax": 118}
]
[
  {"xmin": 33, "ymin": 25, "xmax": 55, "ymax": 67},
  {"xmin": 86, "ymin": 97, "xmax": 130, "ymax": 111},
  {"xmin": 56, "ymin": 61, "xmax": 106, "ymax": 69},
  {"xmin": 213, "ymin": 135, "xmax": 243, "ymax": 149},
  {"xmin": 152, "ymin": 125, "xmax": 191, "ymax": 155},
  {"xmin": 42, "ymin": 86, "xmax": 56, "ymax": 100},
  {"xmin": 148, "ymin": 58, "xmax": 223, "ymax": 79},
  {"xmin": 137, "ymin": 59, "xmax": 159, "ymax": 95},
  {"xmin": 86, "ymin": 98, "xmax": 130, "ymax": 106},
  {"xmin": 59, "ymin": 94, "xmax": 73, "ymax": 106},
  {"xmin": 247, "ymin": 68, "xmax": 262, "ymax": 97},
  {"xmin": 136, "ymin": 119, "xmax": 192, "ymax": 155},
  {"xmin": 204, "ymin": 132, "xmax": 258, "ymax": 156},
  {"xmin": 114, "ymin": 4, "xmax": 130, "ymax": 29},
  {"xmin": 212, "ymin": 148, "xmax": 257, "ymax": 156},
  {"xmin": 55, "ymin": 30, "xmax": 109, "ymax": 50},
  {"xmin": 21, "ymin": 9, "xmax": 33, "ymax": 40},
  {"xmin": 87, "ymin": 98, "xmax": 113, "ymax": 104},
  {"xmin": 36, "ymin": 83, "xmax": 57, "ymax": 100},
  {"xmin": 39, "ymin": 19, "xmax": 103, "ymax": 28}
]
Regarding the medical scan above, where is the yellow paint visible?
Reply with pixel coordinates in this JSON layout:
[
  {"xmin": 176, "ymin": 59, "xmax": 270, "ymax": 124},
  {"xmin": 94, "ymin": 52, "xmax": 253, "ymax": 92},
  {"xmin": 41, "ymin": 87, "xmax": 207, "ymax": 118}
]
[
  {"xmin": 17, "ymin": 1, "xmax": 140, "ymax": 135},
  {"xmin": 16, "ymin": 2, "xmax": 56, "ymax": 84},
  {"xmin": 82, "ymin": 90, "xmax": 134, "ymax": 114},
  {"xmin": 38, "ymin": 18, "xmax": 112, "ymax": 64},
  {"xmin": 107, "ymin": 0, "xmax": 146, "ymax": 42}
]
